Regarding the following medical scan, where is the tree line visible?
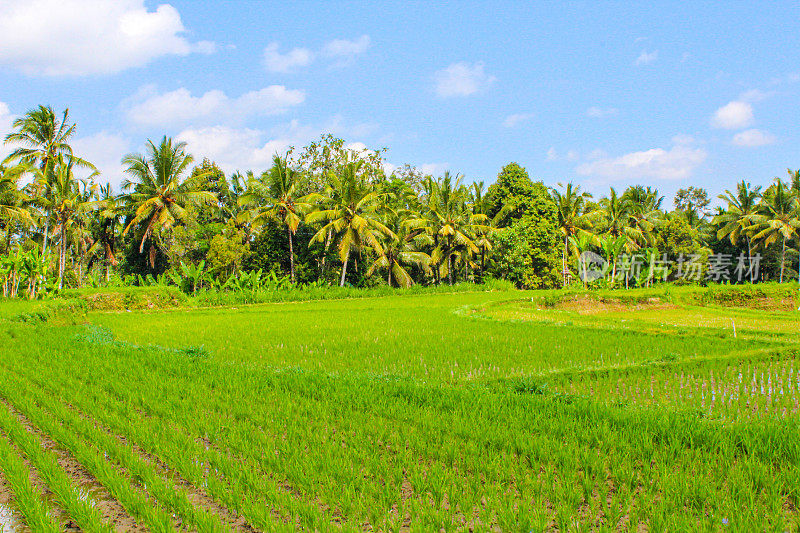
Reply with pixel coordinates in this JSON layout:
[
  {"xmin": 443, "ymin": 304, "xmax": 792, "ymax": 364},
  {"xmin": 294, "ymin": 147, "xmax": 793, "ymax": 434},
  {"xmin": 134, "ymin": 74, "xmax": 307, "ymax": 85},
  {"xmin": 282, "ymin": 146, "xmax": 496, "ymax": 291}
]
[{"xmin": 0, "ymin": 105, "xmax": 798, "ymax": 298}]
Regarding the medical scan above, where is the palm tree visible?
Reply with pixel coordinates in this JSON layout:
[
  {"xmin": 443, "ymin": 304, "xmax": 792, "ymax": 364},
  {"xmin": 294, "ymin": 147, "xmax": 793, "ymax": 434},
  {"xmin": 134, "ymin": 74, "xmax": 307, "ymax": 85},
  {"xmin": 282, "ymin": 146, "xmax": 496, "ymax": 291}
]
[
  {"xmin": 121, "ymin": 137, "xmax": 217, "ymax": 269},
  {"xmin": 748, "ymin": 179, "xmax": 800, "ymax": 283},
  {"xmin": 368, "ymin": 211, "xmax": 432, "ymax": 287},
  {"xmin": 414, "ymin": 172, "xmax": 488, "ymax": 285},
  {"xmin": 623, "ymin": 185, "xmax": 662, "ymax": 246},
  {"xmin": 551, "ymin": 183, "xmax": 592, "ymax": 287},
  {"xmin": 713, "ymin": 180, "xmax": 762, "ymax": 282},
  {"xmin": 598, "ymin": 188, "xmax": 644, "ymax": 247},
  {"xmin": 307, "ymin": 159, "xmax": 394, "ymax": 286},
  {"xmin": 789, "ymin": 169, "xmax": 799, "ymax": 193},
  {"xmin": 0, "ymin": 162, "xmax": 34, "ymax": 250},
  {"xmin": 469, "ymin": 181, "xmax": 494, "ymax": 279},
  {"xmin": 3, "ymin": 106, "xmax": 95, "ymax": 254},
  {"xmin": 92, "ymin": 183, "xmax": 123, "ymax": 282},
  {"xmin": 239, "ymin": 154, "xmax": 314, "ymax": 283},
  {"xmin": 47, "ymin": 156, "xmax": 97, "ymax": 288}
]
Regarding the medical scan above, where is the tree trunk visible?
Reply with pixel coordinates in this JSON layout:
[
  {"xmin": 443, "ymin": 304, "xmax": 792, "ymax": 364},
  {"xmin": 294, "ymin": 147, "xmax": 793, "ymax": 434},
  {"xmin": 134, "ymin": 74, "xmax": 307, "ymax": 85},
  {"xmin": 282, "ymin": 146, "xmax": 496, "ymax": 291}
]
[
  {"xmin": 780, "ymin": 235, "xmax": 786, "ymax": 283},
  {"xmin": 287, "ymin": 226, "xmax": 295, "ymax": 283},
  {"xmin": 340, "ymin": 248, "xmax": 350, "ymax": 287},
  {"xmin": 612, "ymin": 258, "xmax": 617, "ymax": 287},
  {"xmin": 58, "ymin": 224, "xmax": 66, "ymax": 290},
  {"xmin": 562, "ymin": 235, "xmax": 568, "ymax": 288},
  {"xmin": 448, "ymin": 254, "xmax": 454, "ymax": 285},
  {"xmin": 746, "ymin": 237, "xmax": 754, "ymax": 283},
  {"xmin": 42, "ymin": 217, "xmax": 49, "ymax": 255},
  {"xmin": 387, "ymin": 259, "xmax": 392, "ymax": 287}
]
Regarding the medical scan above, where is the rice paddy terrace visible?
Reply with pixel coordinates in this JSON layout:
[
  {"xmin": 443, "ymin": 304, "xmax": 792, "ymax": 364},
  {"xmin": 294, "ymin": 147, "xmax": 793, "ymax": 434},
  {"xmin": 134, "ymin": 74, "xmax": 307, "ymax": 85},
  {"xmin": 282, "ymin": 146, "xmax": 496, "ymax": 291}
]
[{"xmin": 0, "ymin": 285, "xmax": 798, "ymax": 531}]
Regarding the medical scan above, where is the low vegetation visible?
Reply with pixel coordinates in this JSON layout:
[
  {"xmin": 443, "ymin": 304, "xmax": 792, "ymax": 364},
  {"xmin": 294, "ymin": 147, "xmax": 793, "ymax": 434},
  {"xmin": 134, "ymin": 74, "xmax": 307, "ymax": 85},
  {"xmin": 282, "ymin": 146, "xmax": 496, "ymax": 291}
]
[{"xmin": 0, "ymin": 284, "xmax": 798, "ymax": 530}]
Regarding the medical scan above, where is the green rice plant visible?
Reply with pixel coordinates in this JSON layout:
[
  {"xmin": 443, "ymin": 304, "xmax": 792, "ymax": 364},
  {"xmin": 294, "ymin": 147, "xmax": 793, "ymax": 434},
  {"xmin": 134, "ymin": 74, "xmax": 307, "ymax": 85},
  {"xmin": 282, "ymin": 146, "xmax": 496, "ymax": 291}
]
[
  {"xmin": 0, "ymin": 404, "xmax": 113, "ymax": 533},
  {"xmin": 0, "ymin": 430, "xmax": 61, "ymax": 533}
]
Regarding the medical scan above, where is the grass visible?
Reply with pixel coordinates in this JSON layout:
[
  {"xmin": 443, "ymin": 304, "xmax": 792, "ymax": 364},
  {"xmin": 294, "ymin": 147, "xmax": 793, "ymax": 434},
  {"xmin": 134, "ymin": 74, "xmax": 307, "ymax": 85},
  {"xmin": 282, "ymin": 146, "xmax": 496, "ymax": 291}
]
[{"xmin": 0, "ymin": 283, "xmax": 798, "ymax": 530}]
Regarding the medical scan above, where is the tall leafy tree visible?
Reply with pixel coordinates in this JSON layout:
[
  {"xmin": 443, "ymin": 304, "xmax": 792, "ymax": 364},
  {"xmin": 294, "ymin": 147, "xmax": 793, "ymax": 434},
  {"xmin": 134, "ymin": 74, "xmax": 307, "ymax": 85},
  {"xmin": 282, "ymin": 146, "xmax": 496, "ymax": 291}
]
[
  {"xmin": 47, "ymin": 156, "xmax": 97, "ymax": 288},
  {"xmin": 415, "ymin": 172, "xmax": 488, "ymax": 285},
  {"xmin": 92, "ymin": 183, "xmax": 124, "ymax": 282},
  {"xmin": 3, "ymin": 105, "xmax": 95, "ymax": 253},
  {"xmin": 121, "ymin": 137, "xmax": 216, "ymax": 269},
  {"xmin": 0, "ymin": 162, "xmax": 34, "ymax": 249},
  {"xmin": 307, "ymin": 159, "xmax": 393, "ymax": 286},
  {"xmin": 550, "ymin": 183, "xmax": 592, "ymax": 287},
  {"xmin": 713, "ymin": 180, "xmax": 762, "ymax": 281},
  {"xmin": 239, "ymin": 154, "xmax": 314, "ymax": 283},
  {"xmin": 748, "ymin": 179, "xmax": 800, "ymax": 283},
  {"xmin": 368, "ymin": 211, "xmax": 432, "ymax": 287}
]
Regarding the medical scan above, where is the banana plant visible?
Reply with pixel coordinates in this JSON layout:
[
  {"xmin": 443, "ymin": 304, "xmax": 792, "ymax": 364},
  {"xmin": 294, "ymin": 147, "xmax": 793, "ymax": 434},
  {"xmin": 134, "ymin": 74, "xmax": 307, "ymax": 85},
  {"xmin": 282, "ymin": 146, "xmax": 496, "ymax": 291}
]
[{"xmin": 169, "ymin": 260, "xmax": 209, "ymax": 294}]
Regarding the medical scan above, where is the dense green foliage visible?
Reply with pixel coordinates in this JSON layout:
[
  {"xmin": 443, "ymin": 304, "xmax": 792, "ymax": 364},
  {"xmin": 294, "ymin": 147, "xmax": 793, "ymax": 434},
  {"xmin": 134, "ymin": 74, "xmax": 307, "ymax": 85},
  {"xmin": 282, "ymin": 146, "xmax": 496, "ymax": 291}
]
[{"xmin": 2, "ymin": 105, "xmax": 799, "ymax": 300}]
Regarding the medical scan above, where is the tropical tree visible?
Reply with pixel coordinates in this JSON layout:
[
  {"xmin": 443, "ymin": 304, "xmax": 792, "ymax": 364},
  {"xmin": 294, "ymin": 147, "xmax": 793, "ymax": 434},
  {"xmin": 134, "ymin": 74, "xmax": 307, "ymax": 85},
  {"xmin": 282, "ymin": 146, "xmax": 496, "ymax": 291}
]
[
  {"xmin": 368, "ymin": 211, "xmax": 432, "ymax": 287},
  {"xmin": 550, "ymin": 183, "xmax": 592, "ymax": 287},
  {"xmin": 92, "ymin": 183, "xmax": 124, "ymax": 282},
  {"xmin": 0, "ymin": 162, "xmax": 34, "ymax": 249},
  {"xmin": 239, "ymin": 154, "xmax": 314, "ymax": 283},
  {"xmin": 748, "ymin": 179, "xmax": 800, "ymax": 283},
  {"xmin": 307, "ymin": 159, "xmax": 393, "ymax": 286},
  {"xmin": 598, "ymin": 187, "xmax": 645, "ymax": 249},
  {"xmin": 47, "ymin": 156, "xmax": 97, "ymax": 288},
  {"xmin": 3, "ymin": 106, "xmax": 95, "ymax": 253},
  {"xmin": 121, "ymin": 137, "xmax": 217, "ymax": 269},
  {"xmin": 415, "ymin": 172, "xmax": 488, "ymax": 285},
  {"xmin": 623, "ymin": 185, "xmax": 662, "ymax": 246},
  {"xmin": 713, "ymin": 180, "xmax": 762, "ymax": 282}
]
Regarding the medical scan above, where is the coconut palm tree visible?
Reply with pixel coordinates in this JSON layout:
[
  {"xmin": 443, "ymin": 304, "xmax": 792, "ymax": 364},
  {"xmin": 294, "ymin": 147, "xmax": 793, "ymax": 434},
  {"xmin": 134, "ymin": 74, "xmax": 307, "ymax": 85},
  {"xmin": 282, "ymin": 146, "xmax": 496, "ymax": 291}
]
[
  {"xmin": 368, "ymin": 211, "xmax": 432, "ymax": 287},
  {"xmin": 47, "ymin": 156, "xmax": 97, "ymax": 288},
  {"xmin": 92, "ymin": 183, "xmax": 123, "ymax": 282},
  {"xmin": 748, "ymin": 179, "xmax": 800, "ymax": 283},
  {"xmin": 0, "ymin": 162, "xmax": 34, "ymax": 249},
  {"xmin": 121, "ymin": 137, "xmax": 217, "ymax": 269},
  {"xmin": 623, "ymin": 185, "xmax": 662, "ymax": 246},
  {"xmin": 239, "ymin": 154, "xmax": 314, "ymax": 283},
  {"xmin": 414, "ymin": 172, "xmax": 488, "ymax": 285},
  {"xmin": 3, "ymin": 106, "xmax": 95, "ymax": 254},
  {"xmin": 598, "ymin": 187, "xmax": 645, "ymax": 247},
  {"xmin": 307, "ymin": 159, "xmax": 394, "ymax": 286},
  {"xmin": 551, "ymin": 183, "xmax": 592, "ymax": 287},
  {"xmin": 713, "ymin": 181, "xmax": 762, "ymax": 282}
]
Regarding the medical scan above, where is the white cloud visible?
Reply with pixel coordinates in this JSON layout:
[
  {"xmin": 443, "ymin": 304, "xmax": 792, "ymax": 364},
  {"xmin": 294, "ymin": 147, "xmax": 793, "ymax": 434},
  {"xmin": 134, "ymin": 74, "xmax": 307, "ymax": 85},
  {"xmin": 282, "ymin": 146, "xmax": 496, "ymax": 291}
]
[
  {"xmin": 732, "ymin": 129, "xmax": 776, "ymax": 147},
  {"xmin": 434, "ymin": 62, "xmax": 495, "ymax": 97},
  {"xmin": 586, "ymin": 148, "xmax": 607, "ymax": 160},
  {"xmin": 419, "ymin": 163, "xmax": 448, "ymax": 176},
  {"xmin": 577, "ymin": 143, "xmax": 707, "ymax": 181},
  {"xmin": 671, "ymin": 134, "xmax": 695, "ymax": 145},
  {"xmin": 175, "ymin": 118, "xmax": 376, "ymax": 175},
  {"xmin": 503, "ymin": 113, "xmax": 534, "ymax": 128},
  {"xmin": 263, "ymin": 42, "xmax": 313, "ymax": 73},
  {"xmin": 322, "ymin": 35, "xmax": 370, "ymax": 65},
  {"xmin": 635, "ymin": 50, "xmax": 658, "ymax": 66},
  {"xmin": 739, "ymin": 89, "xmax": 769, "ymax": 103},
  {"xmin": 176, "ymin": 126, "xmax": 292, "ymax": 174},
  {"xmin": 711, "ymin": 101, "xmax": 754, "ymax": 129},
  {"xmin": 587, "ymin": 106, "xmax": 619, "ymax": 118},
  {"xmin": 0, "ymin": 0, "xmax": 213, "ymax": 76},
  {"xmin": 72, "ymin": 132, "xmax": 131, "ymax": 187},
  {"xmin": 126, "ymin": 85, "xmax": 305, "ymax": 128},
  {"xmin": 0, "ymin": 101, "xmax": 16, "ymax": 160},
  {"xmin": 546, "ymin": 148, "xmax": 579, "ymax": 161}
]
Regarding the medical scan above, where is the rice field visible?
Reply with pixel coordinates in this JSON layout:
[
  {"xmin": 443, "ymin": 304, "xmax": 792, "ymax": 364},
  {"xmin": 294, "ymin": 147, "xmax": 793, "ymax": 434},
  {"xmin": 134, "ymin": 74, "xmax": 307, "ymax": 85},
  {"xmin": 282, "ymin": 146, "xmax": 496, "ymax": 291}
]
[{"xmin": 0, "ymin": 287, "xmax": 798, "ymax": 531}]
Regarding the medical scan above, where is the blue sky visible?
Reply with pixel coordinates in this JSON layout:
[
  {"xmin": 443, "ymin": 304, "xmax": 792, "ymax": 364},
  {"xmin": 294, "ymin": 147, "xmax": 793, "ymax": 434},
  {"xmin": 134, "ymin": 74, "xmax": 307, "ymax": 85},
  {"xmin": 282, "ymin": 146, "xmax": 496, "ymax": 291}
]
[{"xmin": 1, "ymin": 1, "xmax": 798, "ymax": 203}]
